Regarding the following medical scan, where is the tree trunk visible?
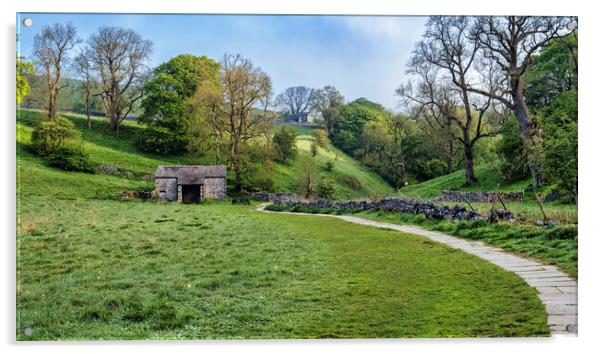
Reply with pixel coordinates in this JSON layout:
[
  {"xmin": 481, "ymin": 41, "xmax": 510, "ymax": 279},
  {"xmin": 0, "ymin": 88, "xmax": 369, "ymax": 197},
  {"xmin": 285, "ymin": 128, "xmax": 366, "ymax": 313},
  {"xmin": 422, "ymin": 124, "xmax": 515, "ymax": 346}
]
[
  {"xmin": 511, "ymin": 77, "xmax": 545, "ymax": 188},
  {"xmin": 463, "ymin": 143, "xmax": 477, "ymax": 185},
  {"xmin": 48, "ymin": 88, "xmax": 57, "ymax": 119}
]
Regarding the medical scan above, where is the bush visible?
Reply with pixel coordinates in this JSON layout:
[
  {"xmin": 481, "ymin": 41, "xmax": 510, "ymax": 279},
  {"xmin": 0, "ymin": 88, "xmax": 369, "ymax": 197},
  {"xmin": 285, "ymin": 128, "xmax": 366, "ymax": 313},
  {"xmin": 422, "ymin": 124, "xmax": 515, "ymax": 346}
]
[
  {"xmin": 240, "ymin": 163, "xmax": 275, "ymax": 192},
  {"xmin": 423, "ymin": 159, "xmax": 448, "ymax": 180},
  {"xmin": 31, "ymin": 117, "xmax": 79, "ymax": 156},
  {"xmin": 310, "ymin": 142, "xmax": 318, "ymax": 157},
  {"xmin": 136, "ymin": 126, "xmax": 188, "ymax": 155},
  {"xmin": 46, "ymin": 145, "xmax": 95, "ymax": 173},
  {"xmin": 273, "ymin": 126, "xmax": 298, "ymax": 163},
  {"xmin": 324, "ymin": 160, "xmax": 335, "ymax": 172},
  {"xmin": 313, "ymin": 129, "xmax": 329, "ymax": 148},
  {"xmin": 316, "ymin": 178, "xmax": 336, "ymax": 199},
  {"xmin": 341, "ymin": 174, "xmax": 362, "ymax": 190}
]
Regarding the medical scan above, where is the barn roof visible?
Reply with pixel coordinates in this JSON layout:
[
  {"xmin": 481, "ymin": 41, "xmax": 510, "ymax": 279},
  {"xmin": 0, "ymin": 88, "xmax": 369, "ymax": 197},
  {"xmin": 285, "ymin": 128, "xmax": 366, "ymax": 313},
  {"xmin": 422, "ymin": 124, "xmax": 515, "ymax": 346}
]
[{"xmin": 155, "ymin": 165, "xmax": 227, "ymax": 185}]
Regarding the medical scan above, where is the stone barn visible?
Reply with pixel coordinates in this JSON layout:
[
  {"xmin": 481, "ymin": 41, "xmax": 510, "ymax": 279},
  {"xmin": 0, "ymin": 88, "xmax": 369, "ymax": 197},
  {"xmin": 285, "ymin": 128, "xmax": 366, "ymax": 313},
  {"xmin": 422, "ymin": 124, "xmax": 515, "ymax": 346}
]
[{"xmin": 155, "ymin": 165, "xmax": 227, "ymax": 203}]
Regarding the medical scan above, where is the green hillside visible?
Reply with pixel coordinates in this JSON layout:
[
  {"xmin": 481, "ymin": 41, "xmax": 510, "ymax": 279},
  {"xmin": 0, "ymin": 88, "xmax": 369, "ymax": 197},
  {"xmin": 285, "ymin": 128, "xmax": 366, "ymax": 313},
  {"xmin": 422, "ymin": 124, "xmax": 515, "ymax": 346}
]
[{"xmin": 16, "ymin": 110, "xmax": 393, "ymax": 200}]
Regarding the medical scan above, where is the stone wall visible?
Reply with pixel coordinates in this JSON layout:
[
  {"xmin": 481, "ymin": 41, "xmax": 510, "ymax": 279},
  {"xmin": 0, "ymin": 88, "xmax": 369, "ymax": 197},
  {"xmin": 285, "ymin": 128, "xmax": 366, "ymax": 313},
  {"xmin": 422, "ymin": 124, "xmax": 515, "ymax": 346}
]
[
  {"xmin": 204, "ymin": 177, "xmax": 226, "ymax": 200},
  {"xmin": 436, "ymin": 190, "xmax": 524, "ymax": 203},
  {"xmin": 155, "ymin": 178, "xmax": 178, "ymax": 201}
]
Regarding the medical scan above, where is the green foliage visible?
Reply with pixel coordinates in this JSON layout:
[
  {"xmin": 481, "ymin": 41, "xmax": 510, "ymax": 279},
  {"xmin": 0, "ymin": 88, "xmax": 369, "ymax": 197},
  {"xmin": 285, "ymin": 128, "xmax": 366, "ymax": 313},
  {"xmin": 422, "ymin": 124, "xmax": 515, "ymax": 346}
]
[
  {"xmin": 272, "ymin": 125, "xmax": 298, "ymax": 163},
  {"xmin": 46, "ymin": 144, "xmax": 95, "ymax": 173},
  {"xmin": 312, "ymin": 129, "xmax": 328, "ymax": 148},
  {"xmin": 324, "ymin": 159, "xmax": 335, "ymax": 172},
  {"xmin": 341, "ymin": 174, "xmax": 362, "ymax": 191},
  {"xmin": 31, "ymin": 117, "xmax": 79, "ymax": 156},
  {"xmin": 136, "ymin": 126, "xmax": 188, "ymax": 155},
  {"xmin": 310, "ymin": 142, "xmax": 318, "ymax": 157},
  {"xmin": 331, "ymin": 98, "xmax": 389, "ymax": 155},
  {"xmin": 542, "ymin": 91, "xmax": 578, "ymax": 203},
  {"xmin": 423, "ymin": 159, "xmax": 448, "ymax": 180},
  {"xmin": 496, "ymin": 119, "xmax": 530, "ymax": 182},
  {"xmin": 240, "ymin": 163, "xmax": 275, "ymax": 192},
  {"xmin": 315, "ymin": 178, "xmax": 336, "ymax": 199},
  {"xmin": 138, "ymin": 54, "xmax": 220, "ymax": 155},
  {"xmin": 524, "ymin": 34, "xmax": 577, "ymax": 111},
  {"xmin": 16, "ymin": 56, "xmax": 34, "ymax": 104}
]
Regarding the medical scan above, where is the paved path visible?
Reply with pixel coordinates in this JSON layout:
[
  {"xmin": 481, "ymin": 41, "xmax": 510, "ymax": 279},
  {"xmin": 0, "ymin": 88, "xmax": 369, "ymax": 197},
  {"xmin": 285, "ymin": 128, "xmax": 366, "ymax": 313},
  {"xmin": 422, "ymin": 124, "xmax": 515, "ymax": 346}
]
[{"xmin": 257, "ymin": 205, "xmax": 577, "ymax": 336}]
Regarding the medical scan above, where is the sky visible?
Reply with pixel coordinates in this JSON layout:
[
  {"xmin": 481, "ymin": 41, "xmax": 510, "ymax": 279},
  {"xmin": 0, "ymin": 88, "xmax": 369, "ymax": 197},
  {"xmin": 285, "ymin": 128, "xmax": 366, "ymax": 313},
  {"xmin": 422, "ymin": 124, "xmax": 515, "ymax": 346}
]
[{"xmin": 16, "ymin": 13, "xmax": 427, "ymax": 111}]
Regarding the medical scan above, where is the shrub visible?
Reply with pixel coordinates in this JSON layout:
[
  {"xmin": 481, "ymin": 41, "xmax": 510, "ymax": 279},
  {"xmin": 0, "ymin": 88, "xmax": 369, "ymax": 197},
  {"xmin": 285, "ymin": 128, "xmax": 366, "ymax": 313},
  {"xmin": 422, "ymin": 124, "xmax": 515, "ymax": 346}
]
[
  {"xmin": 342, "ymin": 174, "xmax": 362, "ymax": 190},
  {"xmin": 310, "ymin": 142, "xmax": 318, "ymax": 157},
  {"xmin": 324, "ymin": 160, "xmax": 335, "ymax": 172},
  {"xmin": 31, "ymin": 117, "xmax": 79, "ymax": 156},
  {"xmin": 423, "ymin": 159, "xmax": 448, "ymax": 180},
  {"xmin": 46, "ymin": 145, "xmax": 95, "ymax": 173},
  {"xmin": 316, "ymin": 178, "xmax": 336, "ymax": 199},
  {"xmin": 136, "ymin": 126, "xmax": 188, "ymax": 155},
  {"xmin": 272, "ymin": 126, "xmax": 298, "ymax": 163},
  {"xmin": 313, "ymin": 129, "xmax": 329, "ymax": 148}
]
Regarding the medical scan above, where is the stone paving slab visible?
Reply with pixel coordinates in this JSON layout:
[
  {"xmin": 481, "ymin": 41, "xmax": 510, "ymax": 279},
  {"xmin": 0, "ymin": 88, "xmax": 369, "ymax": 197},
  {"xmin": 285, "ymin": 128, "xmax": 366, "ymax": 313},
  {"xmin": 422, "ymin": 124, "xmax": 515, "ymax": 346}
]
[{"xmin": 257, "ymin": 205, "xmax": 578, "ymax": 336}]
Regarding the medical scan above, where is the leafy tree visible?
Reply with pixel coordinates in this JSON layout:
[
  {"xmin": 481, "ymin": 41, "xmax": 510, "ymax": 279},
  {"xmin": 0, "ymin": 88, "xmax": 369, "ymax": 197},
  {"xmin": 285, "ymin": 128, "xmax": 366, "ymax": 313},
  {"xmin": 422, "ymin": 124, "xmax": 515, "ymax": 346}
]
[
  {"xmin": 16, "ymin": 56, "xmax": 34, "ymax": 105},
  {"xmin": 141, "ymin": 54, "xmax": 220, "ymax": 132},
  {"xmin": 297, "ymin": 156, "xmax": 318, "ymax": 199},
  {"xmin": 524, "ymin": 34, "xmax": 577, "ymax": 111},
  {"xmin": 72, "ymin": 49, "xmax": 98, "ymax": 129},
  {"xmin": 136, "ymin": 126, "xmax": 188, "ymax": 155},
  {"xmin": 542, "ymin": 91, "xmax": 577, "ymax": 202},
  {"xmin": 272, "ymin": 125, "xmax": 298, "ymax": 163}
]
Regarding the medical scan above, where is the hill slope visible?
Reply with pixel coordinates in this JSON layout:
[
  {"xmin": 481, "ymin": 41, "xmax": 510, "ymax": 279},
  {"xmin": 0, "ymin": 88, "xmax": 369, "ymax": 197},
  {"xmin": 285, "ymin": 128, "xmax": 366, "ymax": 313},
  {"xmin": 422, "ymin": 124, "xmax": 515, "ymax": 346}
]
[{"xmin": 16, "ymin": 110, "xmax": 393, "ymax": 200}]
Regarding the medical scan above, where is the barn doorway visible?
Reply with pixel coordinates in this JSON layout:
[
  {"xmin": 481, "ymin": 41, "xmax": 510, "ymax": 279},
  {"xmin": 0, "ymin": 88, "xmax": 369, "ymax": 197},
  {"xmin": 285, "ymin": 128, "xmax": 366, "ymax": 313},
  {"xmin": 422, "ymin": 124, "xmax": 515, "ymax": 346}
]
[{"xmin": 181, "ymin": 184, "xmax": 202, "ymax": 204}]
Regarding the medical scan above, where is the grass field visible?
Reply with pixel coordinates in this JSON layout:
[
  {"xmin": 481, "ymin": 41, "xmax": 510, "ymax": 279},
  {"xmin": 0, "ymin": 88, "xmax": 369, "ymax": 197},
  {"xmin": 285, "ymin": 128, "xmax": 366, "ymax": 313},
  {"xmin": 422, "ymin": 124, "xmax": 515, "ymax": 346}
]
[{"xmin": 17, "ymin": 197, "xmax": 549, "ymax": 339}]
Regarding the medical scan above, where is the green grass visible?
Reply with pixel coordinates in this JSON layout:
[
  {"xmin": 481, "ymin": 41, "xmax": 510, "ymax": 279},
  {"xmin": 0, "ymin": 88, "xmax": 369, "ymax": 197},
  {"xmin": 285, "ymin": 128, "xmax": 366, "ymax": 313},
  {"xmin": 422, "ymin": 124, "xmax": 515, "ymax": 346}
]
[
  {"xmin": 400, "ymin": 164, "xmax": 531, "ymax": 199},
  {"xmin": 17, "ymin": 197, "xmax": 549, "ymax": 339},
  {"xmin": 266, "ymin": 205, "xmax": 577, "ymax": 278}
]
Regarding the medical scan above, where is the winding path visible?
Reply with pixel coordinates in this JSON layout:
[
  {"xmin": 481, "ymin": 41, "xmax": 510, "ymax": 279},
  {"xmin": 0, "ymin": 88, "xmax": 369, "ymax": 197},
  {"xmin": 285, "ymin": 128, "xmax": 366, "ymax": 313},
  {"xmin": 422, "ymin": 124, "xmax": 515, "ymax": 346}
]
[{"xmin": 257, "ymin": 204, "xmax": 577, "ymax": 336}]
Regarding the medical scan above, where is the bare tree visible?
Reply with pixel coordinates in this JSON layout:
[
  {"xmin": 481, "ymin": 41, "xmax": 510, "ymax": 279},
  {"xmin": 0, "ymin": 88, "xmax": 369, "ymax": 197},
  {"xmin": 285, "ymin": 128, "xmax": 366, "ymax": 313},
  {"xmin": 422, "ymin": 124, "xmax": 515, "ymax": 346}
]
[
  {"xmin": 469, "ymin": 16, "xmax": 572, "ymax": 187},
  {"xmin": 32, "ymin": 22, "xmax": 79, "ymax": 119},
  {"xmin": 72, "ymin": 48, "xmax": 97, "ymax": 129},
  {"xmin": 276, "ymin": 86, "xmax": 315, "ymax": 122},
  {"xmin": 399, "ymin": 16, "xmax": 505, "ymax": 185},
  {"xmin": 88, "ymin": 26, "xmax": 153, "ymax": 134}
]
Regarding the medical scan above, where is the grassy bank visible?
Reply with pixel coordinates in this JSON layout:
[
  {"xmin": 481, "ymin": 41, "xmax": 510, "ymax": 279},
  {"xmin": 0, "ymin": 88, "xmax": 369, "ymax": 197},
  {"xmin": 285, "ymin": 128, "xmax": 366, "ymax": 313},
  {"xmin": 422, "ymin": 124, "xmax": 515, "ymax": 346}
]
[{"xmin": 265, "ymin": 204, "xmax": 577, "ymax": 278}]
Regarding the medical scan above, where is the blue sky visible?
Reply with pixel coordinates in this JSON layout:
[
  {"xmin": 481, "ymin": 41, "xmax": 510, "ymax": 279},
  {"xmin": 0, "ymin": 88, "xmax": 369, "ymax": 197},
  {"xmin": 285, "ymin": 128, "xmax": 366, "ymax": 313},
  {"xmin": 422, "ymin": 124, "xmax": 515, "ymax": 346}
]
[{"xmin": 17, "ymin": 13, "xmax": 427, "ymax": 111}]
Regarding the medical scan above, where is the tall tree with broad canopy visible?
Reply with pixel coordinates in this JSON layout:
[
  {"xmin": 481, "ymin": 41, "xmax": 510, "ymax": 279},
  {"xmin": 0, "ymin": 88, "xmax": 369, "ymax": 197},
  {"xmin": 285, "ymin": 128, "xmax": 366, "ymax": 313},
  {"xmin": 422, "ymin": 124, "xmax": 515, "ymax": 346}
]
[
  {"xmin": 275, "ymin": 86, "xmax": 315, "ymax": 121},
  {"xmin": 140, "ymin": 54, "xmax": 220, "ymax": 132},
  {"xmin": 87, "ymin": 26, "xmax": 153, "ymax": 134},
  {"xmin": 468, "ymin": 16, "xmax": 574, "ymax": 187},
  {"xmin": 399, "ymin": 16, "xmax": 506, "ymax": 185},
  {"xmin": 32, "ymin": 22, "xmax": 79, "ymax": 119}
]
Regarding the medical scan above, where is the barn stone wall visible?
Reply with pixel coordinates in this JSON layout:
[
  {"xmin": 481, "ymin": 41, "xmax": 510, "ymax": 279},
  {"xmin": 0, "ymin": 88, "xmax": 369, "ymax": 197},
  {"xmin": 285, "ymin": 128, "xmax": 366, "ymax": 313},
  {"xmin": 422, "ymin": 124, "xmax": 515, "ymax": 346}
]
[
  {"xmin": 204, "ymin": 177, "xmax": 226, "ymax": 200},
  {"xmin": 156, "ymin": 178, "xmax": 178, "ymax": 201}
]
